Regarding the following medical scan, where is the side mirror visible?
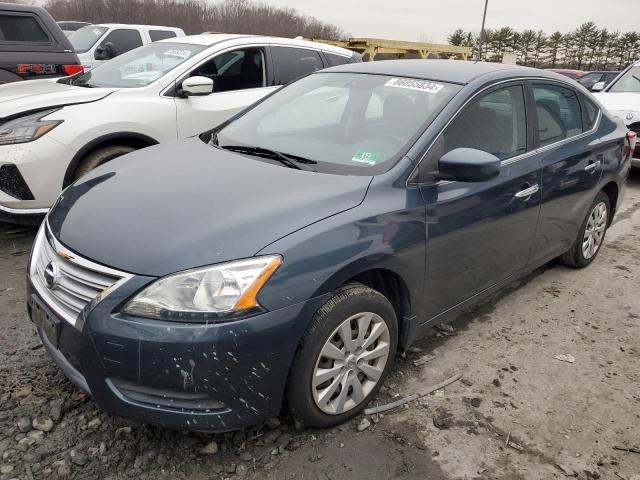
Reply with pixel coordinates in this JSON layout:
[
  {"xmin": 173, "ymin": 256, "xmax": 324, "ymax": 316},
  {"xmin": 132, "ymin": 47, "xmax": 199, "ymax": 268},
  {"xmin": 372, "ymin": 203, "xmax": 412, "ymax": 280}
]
[
  {"xmin": 591, "ymin": 81, "xmax": 605, "ymax": 92},
  {"xmin": 95, "ymin": 42, "xmax": 116, "ymax": 60},
  {"xmin": 439, "ymin": 148, "xmax": 501, "ymax": 182},
  {"xmin": 180, "ymin": 76, "xmax": 214, "ymax": 97}
]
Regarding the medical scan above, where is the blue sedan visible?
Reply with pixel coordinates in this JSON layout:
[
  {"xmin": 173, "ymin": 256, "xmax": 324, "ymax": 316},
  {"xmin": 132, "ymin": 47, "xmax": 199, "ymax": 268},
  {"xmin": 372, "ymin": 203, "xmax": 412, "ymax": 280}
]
[{"xmin": 27, "ymin": 60, "xmax": 633, "ymax": 431}]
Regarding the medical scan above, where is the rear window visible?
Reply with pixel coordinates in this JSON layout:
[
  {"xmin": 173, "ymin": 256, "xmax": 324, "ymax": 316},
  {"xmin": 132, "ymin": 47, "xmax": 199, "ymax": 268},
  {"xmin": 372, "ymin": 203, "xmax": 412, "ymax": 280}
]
[
  {"xmin": 149, "ymin": 30, "xmax": 177, "ymax": 42},
  {"xmin": 0, "ymin": 14, "xmax": 49, "ymax": 43}
]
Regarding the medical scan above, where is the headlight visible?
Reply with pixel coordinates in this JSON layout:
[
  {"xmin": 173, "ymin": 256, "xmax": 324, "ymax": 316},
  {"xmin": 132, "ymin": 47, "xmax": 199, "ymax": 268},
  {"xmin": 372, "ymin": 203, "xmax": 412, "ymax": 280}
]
[
  {"xmin": 122, "ymin": 256, "xmax": 282, "ymax": 322},
  {"xmin": 0, "ymin": 109, "xmax": 63, "ymax": 145}
]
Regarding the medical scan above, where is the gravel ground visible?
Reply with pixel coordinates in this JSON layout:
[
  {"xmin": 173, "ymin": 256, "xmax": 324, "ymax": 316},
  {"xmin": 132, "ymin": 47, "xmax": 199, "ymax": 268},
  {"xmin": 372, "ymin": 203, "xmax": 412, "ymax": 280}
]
[{"xmin": 1, "ymin": 170, "xmax": 639, "ymax": 480}]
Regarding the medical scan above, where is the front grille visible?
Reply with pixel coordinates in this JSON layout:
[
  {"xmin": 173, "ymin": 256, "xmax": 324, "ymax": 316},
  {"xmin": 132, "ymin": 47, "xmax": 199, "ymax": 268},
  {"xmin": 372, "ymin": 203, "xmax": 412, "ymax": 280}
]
[
  {"xmin": 29, "ymin": 223, "xmax": 130, "ymax": 325},
  {"xmin": 0, "ymin": 164, "xmax": 35, "ymax": 200}
]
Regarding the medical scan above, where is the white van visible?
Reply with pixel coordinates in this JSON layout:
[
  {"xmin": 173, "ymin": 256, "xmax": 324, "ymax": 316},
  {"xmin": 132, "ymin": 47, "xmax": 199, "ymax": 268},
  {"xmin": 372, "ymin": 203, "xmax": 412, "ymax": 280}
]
[{"xmin": 68, "ymin": 24, "xmax": 185, "ymax": 71}]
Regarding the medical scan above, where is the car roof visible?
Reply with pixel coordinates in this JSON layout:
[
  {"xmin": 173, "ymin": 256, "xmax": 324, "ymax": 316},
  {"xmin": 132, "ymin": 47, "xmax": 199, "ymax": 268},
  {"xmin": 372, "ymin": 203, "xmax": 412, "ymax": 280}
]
[
  {"xmin": 323, "ymin": 59, "xmax": 563, "ymax": 85},
  {"xmin": 162, "ymin": 34, "xmax": 355, "ymax": 56},
  {"xmin": 92, "ymin": 23, "xmax": 182, "ymax": 30}
]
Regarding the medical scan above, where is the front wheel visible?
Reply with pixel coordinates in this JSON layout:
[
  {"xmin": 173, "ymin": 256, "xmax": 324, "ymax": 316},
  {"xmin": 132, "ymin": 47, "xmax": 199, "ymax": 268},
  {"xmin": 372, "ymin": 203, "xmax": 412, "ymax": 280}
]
[
  {"xmin": 72, "ymin": 145, "xmax": 135, "ymax": 181},
  {"xmin": 559, "ymin": 191, "xmax": 610, "ymax": 268},
  {"xmin": 287, "ymin": 283, "xmax": 398, "ymax": 428}
]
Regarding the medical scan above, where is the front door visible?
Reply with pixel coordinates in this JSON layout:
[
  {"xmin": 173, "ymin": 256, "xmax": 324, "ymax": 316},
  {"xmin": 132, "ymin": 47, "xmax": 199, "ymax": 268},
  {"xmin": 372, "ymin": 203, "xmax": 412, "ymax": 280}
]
[
  {"xmin": 418, "ymin": 83, "xmax": 542, "ymax": 320},
  {"xmin": 176, "ymin": 47, "xmax": 278, "ymax": 138}
]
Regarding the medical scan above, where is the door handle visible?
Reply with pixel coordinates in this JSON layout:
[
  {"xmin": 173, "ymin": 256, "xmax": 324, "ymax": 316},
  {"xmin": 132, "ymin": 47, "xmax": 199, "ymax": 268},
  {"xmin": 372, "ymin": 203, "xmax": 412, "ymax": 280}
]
[
  {"xmin": 584, "ymin": 160, "xmax": 601, "ymax": 172},
  {"xmin": 514, "ymin": 184, "xmax": 539, "ymax": 199}
]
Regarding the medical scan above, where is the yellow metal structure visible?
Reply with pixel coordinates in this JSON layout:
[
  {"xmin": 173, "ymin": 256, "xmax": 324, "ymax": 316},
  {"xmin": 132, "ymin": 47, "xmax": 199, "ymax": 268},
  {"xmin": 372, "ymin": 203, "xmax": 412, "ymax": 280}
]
[{"xmin": 308, "ymin": 37, "xmax": 470, "ymax": 61}]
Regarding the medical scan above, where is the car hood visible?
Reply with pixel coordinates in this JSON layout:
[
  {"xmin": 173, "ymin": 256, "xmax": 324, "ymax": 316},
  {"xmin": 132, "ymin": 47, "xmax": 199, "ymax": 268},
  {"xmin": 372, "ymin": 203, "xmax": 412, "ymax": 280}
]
[
  {"xmin": 0, "ymin": 79, "xmax": 116, "ymax": 118},
  {"xmin": 594, "ymin": 92, "xmax": 640, "ymax": 124},
  {"xmin": 47, "ymin": 138, "xmax": 372, "ymax": 277}
]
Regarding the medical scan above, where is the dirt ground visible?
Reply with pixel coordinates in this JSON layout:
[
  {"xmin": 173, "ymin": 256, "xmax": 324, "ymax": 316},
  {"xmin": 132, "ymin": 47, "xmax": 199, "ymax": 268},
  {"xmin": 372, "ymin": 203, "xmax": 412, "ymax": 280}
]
[{"xmin": 1, "ymin": 171, "xmax": 639, "ymax": 480}]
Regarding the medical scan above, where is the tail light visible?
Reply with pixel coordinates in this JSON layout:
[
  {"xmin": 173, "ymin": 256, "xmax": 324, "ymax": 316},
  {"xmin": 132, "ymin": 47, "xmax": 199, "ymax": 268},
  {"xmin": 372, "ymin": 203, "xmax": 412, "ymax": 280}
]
[
  {"xmin": 626, "ymin": 131, "xmax": 637, "ymax": 160},
  {"xmin": 62, "ymin": 64, "xmax": 84, "ymax": 76}
]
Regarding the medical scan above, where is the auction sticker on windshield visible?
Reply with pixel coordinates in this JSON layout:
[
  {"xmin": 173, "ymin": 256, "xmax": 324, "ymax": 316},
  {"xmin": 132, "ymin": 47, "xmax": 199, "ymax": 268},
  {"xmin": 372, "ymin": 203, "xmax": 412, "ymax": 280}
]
[
  {"xmin": 164, "ymin": 49, "xmax": 192, "ymax": 59},
  {"xmin": 385, "ymin": 78, "xmax": 444, "ymax": 94},
  {"xmin": 352, "ymin": 149, "xmax": 379, "ymax": 165}
]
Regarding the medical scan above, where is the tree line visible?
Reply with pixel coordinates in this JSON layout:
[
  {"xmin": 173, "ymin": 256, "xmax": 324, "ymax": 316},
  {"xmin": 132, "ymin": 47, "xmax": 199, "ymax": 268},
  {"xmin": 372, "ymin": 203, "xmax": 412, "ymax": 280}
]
[
  {"xmin": 43, "ymin": 0, "xmax": 346, "ymax": 40},
  {"xmin": 448, "ymin": 23, "xmax": 640, "ymax": 71}
]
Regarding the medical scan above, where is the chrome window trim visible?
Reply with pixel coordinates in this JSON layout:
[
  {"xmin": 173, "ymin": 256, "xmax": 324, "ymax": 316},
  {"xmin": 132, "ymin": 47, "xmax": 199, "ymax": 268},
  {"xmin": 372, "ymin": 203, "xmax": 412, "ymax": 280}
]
[
  {"xmin": 407, "ymin": 76, "xmax": 602, "ymax": 187},
  {"xmin": 28, "ymin": 220, "xmax": 133, "ymax": 327},
  {"xmin": 0, "ymin": 204, "xmax": 49, "ymax": 215}
]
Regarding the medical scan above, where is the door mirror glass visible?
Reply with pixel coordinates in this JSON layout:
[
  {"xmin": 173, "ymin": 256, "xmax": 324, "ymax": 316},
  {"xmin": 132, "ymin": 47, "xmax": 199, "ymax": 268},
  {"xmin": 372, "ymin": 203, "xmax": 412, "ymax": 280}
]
[
  {"xmin": 591, "ymin": 81, "xmax": 605, "ymax": 92},
  {"xmin": 439, "ymin": 148, "xmax": 501, "ymax": 182},
  {"xmin": 181, "ymin": 76, "xmax": 214, "ymax": 96},
  {"xmin": 95, "ymin": 42, "xmax": 116, "ymax": 60}
]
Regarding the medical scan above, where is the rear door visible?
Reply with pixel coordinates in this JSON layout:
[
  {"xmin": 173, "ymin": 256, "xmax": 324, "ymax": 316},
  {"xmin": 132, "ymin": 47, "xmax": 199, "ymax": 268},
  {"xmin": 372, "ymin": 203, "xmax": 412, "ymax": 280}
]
[
  {"xmin": 527, "ymin": 82, "xmax": 604, "ymax": 265},
  {"xmin": 418, "ymin": 82, "xmax": 542, "ymax": 319},
  {"xmin": 175, "ymin": 45, "xmax": 278, "ymax": 138}
]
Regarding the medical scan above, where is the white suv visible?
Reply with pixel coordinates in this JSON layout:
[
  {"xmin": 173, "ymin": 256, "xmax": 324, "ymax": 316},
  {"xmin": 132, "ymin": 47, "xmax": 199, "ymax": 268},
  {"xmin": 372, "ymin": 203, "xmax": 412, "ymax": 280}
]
[
  {"xmin": 0, "ymin": 34, "xmax": 359, "ymax": 222},
  {"xmin": 593, "ymin": 59, "xmax": 640, "ymax": 166},
  {"xmin": 68, "ymin": 23, "xmax": 186, "ymax": 71}
]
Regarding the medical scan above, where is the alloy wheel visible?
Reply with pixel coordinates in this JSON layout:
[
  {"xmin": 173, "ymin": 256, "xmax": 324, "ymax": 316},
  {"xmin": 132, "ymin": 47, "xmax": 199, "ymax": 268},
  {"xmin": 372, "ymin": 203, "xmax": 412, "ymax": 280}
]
[
  {"xmin": 311, "ymin": 312, "xmax": 390, "ymax": 415},
  {"xmin": 582, "ymin": 202, "xmax": 608, "ymax": 260}
]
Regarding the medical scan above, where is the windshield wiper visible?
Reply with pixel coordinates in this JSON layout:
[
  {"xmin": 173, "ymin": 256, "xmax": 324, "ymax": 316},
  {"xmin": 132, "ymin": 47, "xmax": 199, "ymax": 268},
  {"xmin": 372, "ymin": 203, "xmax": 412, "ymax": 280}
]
[{"xmin": 220, "ymin": 145, "xmax": 317, "ymax": 170}]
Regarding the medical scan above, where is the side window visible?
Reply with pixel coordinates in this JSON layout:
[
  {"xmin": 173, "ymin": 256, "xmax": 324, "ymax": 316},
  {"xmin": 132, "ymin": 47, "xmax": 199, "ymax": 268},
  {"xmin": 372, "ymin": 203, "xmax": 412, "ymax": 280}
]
[
  {"xmin": 533, "ymin": 84, "xmax": 583, "ymax": 147},
  {"xmin": 191, "ymin": 48, "xmax": 265, "ymax": 93},
  {"xmin": 271, "ymin": 47, "xmax": 323, "ymax": 85},
  {"xmin": 99, "ymin": 29, "xmax": 143, "ymax": 56},
  {"xmin": 324, "ymin": 52, "xmax": 352, "ymax": 67},
  {"xmin": 0, "ymin": 14, "xmax": 49, "ymax": 42},
  {"xmin": 442, "ymin": 85, "xmax": 527, "ymax": 160},
  {"xmin": 582, "ymin": 96, "xmax": 599, "ymax": 130},
  {"xmin": 149, "ymin": 30, "xmax": 177, "ymax": 42}
]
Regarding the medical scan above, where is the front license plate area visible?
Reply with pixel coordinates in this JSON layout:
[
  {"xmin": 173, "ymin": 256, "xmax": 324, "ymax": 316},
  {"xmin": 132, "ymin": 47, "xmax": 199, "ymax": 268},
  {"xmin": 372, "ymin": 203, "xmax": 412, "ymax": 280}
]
[{"xmin": 30, "ymin": 294, "xmax": 61, "ymax": 349}]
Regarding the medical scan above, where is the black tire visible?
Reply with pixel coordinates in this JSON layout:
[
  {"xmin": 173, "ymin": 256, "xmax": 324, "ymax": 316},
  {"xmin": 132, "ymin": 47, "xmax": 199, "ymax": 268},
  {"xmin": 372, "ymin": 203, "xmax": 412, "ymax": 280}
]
[
  {"xmin": 72, "ymin": 145, "xmax": 135, "ymax": 181},
  {"xmin": 559, "ymin": 191, "xmax": 610, "ymax": 268},
  {"xmin": 287, "ymin": 283, "xmax": 398, "ymax": 428}
]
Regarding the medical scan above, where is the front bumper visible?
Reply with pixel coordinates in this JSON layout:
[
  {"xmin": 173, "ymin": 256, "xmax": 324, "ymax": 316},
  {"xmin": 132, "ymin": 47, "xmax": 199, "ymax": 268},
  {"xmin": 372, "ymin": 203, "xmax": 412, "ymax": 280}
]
[
  {"xmin": 0, "ymin": 137, "xmax": 73, "ymax": 216},
  {"xmin": 27, "ymin": 275, "xmax": 325, "ymax": 432}
]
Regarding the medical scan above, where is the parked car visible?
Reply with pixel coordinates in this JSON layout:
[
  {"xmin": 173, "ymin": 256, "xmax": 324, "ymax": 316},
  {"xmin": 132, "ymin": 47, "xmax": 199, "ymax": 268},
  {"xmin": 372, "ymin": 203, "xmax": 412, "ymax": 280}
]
[
  {"xmin": 546, "ymin": 68, "xmax": 586, "ymax": 80},
  {"xmin": 0, "ymin": 2, "xmax": 83, "ymax": 84},
  {"xmin": 577, "ymin": 70, "xmax": 619, "ymax": 91},
  {"xmin": 0, "ymin": 34, "xmax": 359, "ymax": 223},
  {"xmin": 68, "ymin": 23, "xmax": 185, "ymax": 71},
  {"xmin": 593, "ymin": 59, "xmax": 640, "ymax": 166},
  {"xmin": 27, "ymin": 60, "xmax": 633, "ymax": 432},
  {"xmin": 57, "ymin": 21, "xmax": 91, "ymax": 36}
]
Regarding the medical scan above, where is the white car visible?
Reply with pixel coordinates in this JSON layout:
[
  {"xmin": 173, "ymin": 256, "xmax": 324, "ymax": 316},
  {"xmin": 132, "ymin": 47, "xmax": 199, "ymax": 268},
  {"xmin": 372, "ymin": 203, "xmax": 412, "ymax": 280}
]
[
  {"xmin": 593, "ymin": 60, "xmax": 640, "ymax": 166},
  {"xmin": 0, "ymin": 34, "xmax": 359, "ymax": 222},
  {"xmin": 68, "ymin": 23, "xmax": 186, "ymax": 71}
]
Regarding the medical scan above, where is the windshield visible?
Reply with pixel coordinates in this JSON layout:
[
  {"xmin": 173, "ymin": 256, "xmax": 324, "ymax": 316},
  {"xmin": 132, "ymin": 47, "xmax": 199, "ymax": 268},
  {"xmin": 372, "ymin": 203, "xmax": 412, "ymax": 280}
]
[
  {"xmin": 68, "ymin": 26, "xmax": 108, "ymax": 53},
  {"xmin": 70, "ymin": 42, "xmax": 206, "ymax": 88},
  {"xmin": 215, "ymin": 72, "xmax": 461, "ymax": 175},
  {"xmin": 608, "ymin": 66, "xmax": 640, "ymax": 93}
]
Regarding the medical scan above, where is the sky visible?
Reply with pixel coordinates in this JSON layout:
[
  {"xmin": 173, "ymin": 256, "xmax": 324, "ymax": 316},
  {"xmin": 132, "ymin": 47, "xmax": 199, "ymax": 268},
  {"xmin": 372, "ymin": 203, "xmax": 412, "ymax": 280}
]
[{"xmin": 264, "ymin": 0, "xmax": 639, "ymax": 43}]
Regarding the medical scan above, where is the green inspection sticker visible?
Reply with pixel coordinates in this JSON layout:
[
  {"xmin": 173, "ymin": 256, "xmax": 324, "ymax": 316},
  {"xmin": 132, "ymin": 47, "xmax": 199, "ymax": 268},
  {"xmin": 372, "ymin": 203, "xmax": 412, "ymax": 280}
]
[{"xmin": 352, "ymin": 149, "xmax": 379, "ymax": 165}]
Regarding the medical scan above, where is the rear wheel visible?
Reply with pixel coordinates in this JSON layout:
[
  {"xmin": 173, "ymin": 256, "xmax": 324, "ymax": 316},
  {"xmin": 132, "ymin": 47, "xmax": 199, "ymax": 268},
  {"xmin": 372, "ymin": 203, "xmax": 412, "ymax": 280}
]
[
  {"xmin": 72, "ymin": 145, "xmax": 135, "ymax": 181},
  {"xmin": 287, "ymin": 283, "xmax": 398, "ymax": 428},
  {"xmin": 559, "ymin": 191, "xmax": 610, "ymax": 268}
]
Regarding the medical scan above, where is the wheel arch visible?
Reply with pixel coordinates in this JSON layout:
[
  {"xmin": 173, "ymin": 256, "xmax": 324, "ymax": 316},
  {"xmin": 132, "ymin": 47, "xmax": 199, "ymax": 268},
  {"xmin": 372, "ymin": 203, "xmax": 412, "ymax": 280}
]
[
  {"xmin": 303, "ymin": 257, "xmax": 417, "ymax": 350},
  {"xmin": 63, "ymin": 132, "xmax": 159, "ymax": 188},
  {"xmin": 601, "ymin": 181, "xmax": 619, "ymax": 225}
]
